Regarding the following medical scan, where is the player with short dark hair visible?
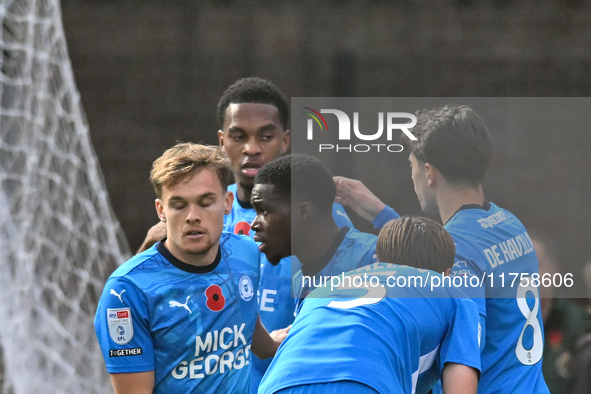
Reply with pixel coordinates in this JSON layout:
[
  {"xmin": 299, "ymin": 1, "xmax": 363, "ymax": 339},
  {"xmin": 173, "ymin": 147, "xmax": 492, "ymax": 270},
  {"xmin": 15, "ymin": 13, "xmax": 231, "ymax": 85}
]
[
  {"xmin": 216, "ymin": 77, "xmax": 291, "ymax": 207},
  {"xmin": 254, "ymin": 152, "xmax": 336, "ymax": 212},
  {"xmin": 258, "ymin": 216, "xmax": 482, "ymax": 394},
  {"xmin": 403, "ymin": 105, "xmax": 493, "ymax": 186},
  {"xmin": 94, "ymin": 143, "xmax": 283, "ymax": 394},
  {"xmin": 336, "ymin": 104, "xmax": 550, "ymax": 393},
  {"xmin": 251, "ymin": 154, "xmax": 378, "ymax": 309},
  {"xmin": 216, "ymin": 76, "xmax": 290, "ymax": 133},
  {"xmin": 215, "ymin": 79, "xmax": 354, "ymax": 390}
]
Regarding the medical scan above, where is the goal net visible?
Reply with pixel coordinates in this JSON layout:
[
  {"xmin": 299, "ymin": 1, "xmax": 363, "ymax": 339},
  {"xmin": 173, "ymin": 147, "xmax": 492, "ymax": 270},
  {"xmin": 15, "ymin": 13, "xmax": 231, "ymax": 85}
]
[{"xmin": 0, "ymin": 0, "xmax": 130, "ymax": 392}]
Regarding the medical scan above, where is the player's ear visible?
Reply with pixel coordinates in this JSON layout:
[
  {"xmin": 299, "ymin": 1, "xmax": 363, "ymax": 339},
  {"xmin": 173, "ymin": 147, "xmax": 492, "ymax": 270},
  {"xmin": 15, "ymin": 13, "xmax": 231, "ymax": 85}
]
[
  {"xmin": 217, "ymin": 130, "xmax": 225, "ymax": 150},
  {"xmin": 224, "ymin": 190, "xmax": 234, "ymax": 215},
  {"xmin": 444, "ymin": 267, "xmax": 452, "ymax": 276},
  {"xmin": 295, "ymin": 201, "xmax": 311, "ymax": 222},
  {"xmin": 155, "ymin": 199, "xmax": 166, "ymax": 222},
  {"xmin": 424, "ymin": 163, "xmax": 438, "ymax": 187},
  {"xmin": 280, "ymin": 130, "xmax": 291, "ymax": 154}
]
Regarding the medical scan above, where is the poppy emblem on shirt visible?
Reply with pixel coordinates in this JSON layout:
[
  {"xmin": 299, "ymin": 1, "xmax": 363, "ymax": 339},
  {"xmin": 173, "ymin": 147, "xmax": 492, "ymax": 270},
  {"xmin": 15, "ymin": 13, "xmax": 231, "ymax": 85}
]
[
  {"xmin": 205, "ymin": 284, "xmax": 226, "ymax": 312},
  {"xmin": 234, "ymin": 221, "xmax": 251, "ymax": 236}
]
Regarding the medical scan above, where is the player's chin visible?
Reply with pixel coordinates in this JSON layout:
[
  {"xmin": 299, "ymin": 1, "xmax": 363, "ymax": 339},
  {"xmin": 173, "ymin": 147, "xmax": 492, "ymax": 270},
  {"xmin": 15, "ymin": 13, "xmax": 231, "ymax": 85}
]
[
  {"xmin": 183, "ymin": 240, "xmax": 214, "ymax": 255},
  {"xmin": 264, "ymin": 251, "xmax": 283, "ymax": 266},
  {"xmin": 237, "ymin": 175, "xmax": 255, "ymax": 188}
]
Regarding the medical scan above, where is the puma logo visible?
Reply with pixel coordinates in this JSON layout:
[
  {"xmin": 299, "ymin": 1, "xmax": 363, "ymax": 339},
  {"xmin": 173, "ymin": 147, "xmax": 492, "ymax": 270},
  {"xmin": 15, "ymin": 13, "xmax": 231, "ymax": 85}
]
[
  {"xmin": 336, "ymin": 210, "xmax": 348, "ymax": 218},
  {"xmin": 169, "ymin": 296, "xmax": 192, "ymax": 314},
  {"xmin": 110, "ymin": 289, "xmax": 126, "ymax": 303}
]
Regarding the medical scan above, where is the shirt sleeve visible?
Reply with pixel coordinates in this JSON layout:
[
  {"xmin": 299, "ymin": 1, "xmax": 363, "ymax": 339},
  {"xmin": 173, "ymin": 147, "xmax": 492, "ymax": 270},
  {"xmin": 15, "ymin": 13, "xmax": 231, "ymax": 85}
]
[
  {"xmin": 332, "ymin": 203, "xmax": 355, "ymax": 229},
  {"xmin": 371, "ymin": 205, "xmax": 400, "ymax": 229},
  {"xmin": 94, "ymin": 277, "xmax": 154, "ymax": 373},
  {"xmin": 438, "ymin": 298, "xmax": 482, "ymax": 375}
]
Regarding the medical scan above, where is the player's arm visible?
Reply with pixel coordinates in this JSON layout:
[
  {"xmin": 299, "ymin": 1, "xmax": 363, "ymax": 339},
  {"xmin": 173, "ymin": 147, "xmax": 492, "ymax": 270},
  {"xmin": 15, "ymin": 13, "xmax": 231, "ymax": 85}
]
[
  {"xmin": 438, "ymin": 298, "xmax": 481, "ymax": 394},
  {"xmin": 251, "ymin": 316, "xmax": 290, "ymax": 359},
  {"xmin": 333, "ymin": 176, "xmax": 399, "ymax": 227},
  {"xmin": 94, "ymin": 279, "xmax": 155, "ymax": 388},
  {"xmin": 136, "ymin": 221, "xmax": 167, "ymax": 254},
  {"xmin": 441, "ymin": 363, "xmax": 479, "ymax": 394},
  {"xmin": 110, "ymin": 371, "xmax": 154, "ymax": 394},
  {"xmin": 333, "ymin": 176, "xmax": 385, "ymax": 221}
]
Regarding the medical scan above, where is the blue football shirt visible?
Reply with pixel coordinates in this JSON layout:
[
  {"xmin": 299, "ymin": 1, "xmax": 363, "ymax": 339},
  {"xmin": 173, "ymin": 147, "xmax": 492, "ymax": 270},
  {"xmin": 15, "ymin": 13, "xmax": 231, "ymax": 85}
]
[
  {"xmin": 225, "ymin": 183, "xmax": 355, "ymax": 391},
  {"xmin": 445, "ymin": 202, "xmax": 549, "ymax": 394},
  {"xmin": 259, "ymin": 263, "xmax": 482, "ymax": 394},
  {"xmin": 292, "ymin": 226, "xmax": 378, "ymax": 311},
  {"xmin": 94, "ymin": 234, "xmax": 259, "ymax": 394}
]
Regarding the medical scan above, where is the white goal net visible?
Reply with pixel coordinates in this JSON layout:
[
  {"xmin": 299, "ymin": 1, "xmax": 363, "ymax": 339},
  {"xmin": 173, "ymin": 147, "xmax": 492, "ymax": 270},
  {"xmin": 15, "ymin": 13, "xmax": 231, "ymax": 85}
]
[{"xmin": 0, "ymin": 0, "xmax": 130, "ymax": 392}]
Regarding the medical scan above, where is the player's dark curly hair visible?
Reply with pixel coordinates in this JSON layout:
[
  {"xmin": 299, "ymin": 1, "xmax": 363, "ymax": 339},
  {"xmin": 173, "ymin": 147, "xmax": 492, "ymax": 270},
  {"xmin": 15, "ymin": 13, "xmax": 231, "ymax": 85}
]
[
  {"xmin": 216, "ymin": 77, "xmax": 289, "ymax": 130},
  {"xmin": 401, "ymin": 104, "xmax": 493, "ymax": 186},
  {"xmin": 255, "ymin": 154, "xmax": 336, "ymax": 214}
]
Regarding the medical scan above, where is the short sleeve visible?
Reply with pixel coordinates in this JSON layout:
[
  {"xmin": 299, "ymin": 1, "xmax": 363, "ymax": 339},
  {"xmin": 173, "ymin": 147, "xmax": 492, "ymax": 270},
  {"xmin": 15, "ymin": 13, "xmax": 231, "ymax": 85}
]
[
  {"xmin": 438, "ymin": 298, "xmax": 482, "ymax": 375},
  {"xmin": 94, "ymin": 277, "xmax": 154, "ymax": 373}
]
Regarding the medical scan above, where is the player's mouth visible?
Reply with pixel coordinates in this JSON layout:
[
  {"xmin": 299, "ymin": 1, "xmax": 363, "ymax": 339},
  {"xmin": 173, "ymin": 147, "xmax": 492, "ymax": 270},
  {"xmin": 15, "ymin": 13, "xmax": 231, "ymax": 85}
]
[
  {"xmin": 185, "ymin": 229, "xmax": 206, "ymax": 239},
  {"xmin": 253, "ymin": 234, "xmax": 266, "ymax": 251},
  {"xmin": 241, "ymin": 162, "xmax": 262, "ymax": 178}
]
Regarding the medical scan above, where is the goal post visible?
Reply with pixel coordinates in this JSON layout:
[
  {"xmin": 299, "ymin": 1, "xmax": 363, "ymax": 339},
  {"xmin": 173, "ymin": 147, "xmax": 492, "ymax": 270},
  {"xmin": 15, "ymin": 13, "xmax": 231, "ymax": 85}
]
[{"xmin": 0, "ymin": 0, "xmax": 130, "ymax": 392}]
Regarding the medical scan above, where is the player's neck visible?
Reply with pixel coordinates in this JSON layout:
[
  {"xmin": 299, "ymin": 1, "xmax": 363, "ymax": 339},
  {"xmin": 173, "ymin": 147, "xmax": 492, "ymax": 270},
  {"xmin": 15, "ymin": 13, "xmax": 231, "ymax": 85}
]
[
  {"xmin": 164, "ymin": 238, "xmax": 220, "ymax": 267},
  {"xmin": 437, "ymin": 183, "xmax": 486, "ymax": 224},
  {"xmin": 295, "ymin": 220, "xmax": 341, "ymax": 275},
  {"xmin": 235, "ymin": 182, "xmax": 253, "ymax": 205}
]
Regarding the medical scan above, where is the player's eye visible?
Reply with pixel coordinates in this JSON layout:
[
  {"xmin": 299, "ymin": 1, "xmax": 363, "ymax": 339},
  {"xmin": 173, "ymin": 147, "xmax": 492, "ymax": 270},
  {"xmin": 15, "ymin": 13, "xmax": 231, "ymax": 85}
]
[
  {"xmin": 253, "ymin": 206, "xmax": 267, "ymax": 216},
  {"xmin": 230, "ymin": 132, "xmax": 244, "ymax": 141},
  {"xmin": 261, "ymin": 134, "xmax": 274, "ymax": 141},
  {"xmin": 200, "ymin": 199, "xmax": 214, "ymax": 208}
]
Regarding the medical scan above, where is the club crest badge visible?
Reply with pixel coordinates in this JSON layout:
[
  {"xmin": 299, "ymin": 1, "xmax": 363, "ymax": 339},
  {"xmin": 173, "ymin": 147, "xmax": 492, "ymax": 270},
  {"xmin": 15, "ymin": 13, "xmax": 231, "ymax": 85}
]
[
  {"xmin": 107, "ymin": 308, "xmax": 134, "ymax": 345},
  {"xmin": 239, "ymin": 275, "xmax": 254, "ymax": 302}
]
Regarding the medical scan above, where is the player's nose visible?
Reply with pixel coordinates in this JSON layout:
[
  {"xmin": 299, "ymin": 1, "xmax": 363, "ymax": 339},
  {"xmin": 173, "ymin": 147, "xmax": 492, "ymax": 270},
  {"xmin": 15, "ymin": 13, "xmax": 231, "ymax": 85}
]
[
  {"xmin": 251, "ymin": 216, "xmax": 261, "ymax": 231},
  {"xmin": 185, "ymin": 204, "xmax": 201, "ymax": 223},
  {"xmin": 242, "ymin": 137, "xmax": 262, "ymax": 156}
]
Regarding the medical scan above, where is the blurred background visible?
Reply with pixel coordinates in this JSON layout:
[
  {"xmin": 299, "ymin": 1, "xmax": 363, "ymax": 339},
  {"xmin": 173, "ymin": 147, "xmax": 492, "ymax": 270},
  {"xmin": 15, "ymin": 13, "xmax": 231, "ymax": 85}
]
[{"xmin": 61, "ymin": 0, "xmax": 591, "ymax": 290}]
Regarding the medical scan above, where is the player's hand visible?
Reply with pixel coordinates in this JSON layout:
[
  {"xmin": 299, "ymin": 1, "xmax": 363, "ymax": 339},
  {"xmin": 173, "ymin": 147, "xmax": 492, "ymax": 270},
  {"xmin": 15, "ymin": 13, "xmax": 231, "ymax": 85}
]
[
  {"xmin": 136, "ymin": 221, "xmax": 167, "ymax": 254},
  {"xmin": 252, "ymin": 318, "xmax": 288, "ymax": 359},
  {"xmin": 333, "ymin": 176, "xmax": 386, "ymax": 222},
  {"xmin": 269, "ymin": 325, "xmax": 291, "ymax": 346}
]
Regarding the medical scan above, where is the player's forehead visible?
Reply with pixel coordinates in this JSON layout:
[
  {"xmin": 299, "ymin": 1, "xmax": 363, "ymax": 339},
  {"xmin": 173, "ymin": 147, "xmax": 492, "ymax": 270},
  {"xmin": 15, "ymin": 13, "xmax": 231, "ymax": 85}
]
[
  {"xmin": 162, "ymin": 167, "xmax": 224, "ymax": 200},
  {"xmin": 223, "ymin": 103, "xmax": 283, "ymax": 132},
  {"xmin": 251, "ymin": 183, "xmax": 284, "ymax": 206}
]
